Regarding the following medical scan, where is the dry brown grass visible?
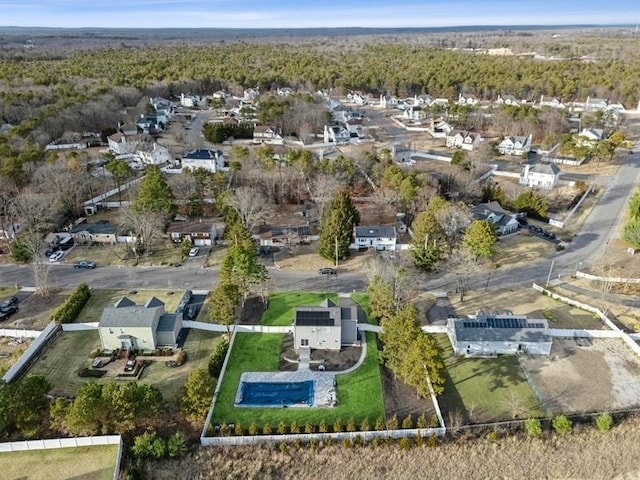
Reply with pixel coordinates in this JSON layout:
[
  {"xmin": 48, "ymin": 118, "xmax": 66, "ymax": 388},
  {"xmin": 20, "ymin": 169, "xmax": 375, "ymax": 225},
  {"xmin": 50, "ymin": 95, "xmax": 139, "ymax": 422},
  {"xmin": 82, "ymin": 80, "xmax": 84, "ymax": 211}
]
[{"xmin": 146, "ymin": 417, "xmax": 640, "ymax": 479}]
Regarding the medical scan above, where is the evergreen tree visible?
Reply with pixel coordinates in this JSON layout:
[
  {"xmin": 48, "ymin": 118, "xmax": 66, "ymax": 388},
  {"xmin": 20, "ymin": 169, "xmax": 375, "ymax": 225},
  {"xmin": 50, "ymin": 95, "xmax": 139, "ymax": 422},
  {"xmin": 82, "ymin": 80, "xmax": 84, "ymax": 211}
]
[
  {"xmin": 463, "ymin": 220, "xmax": 498, "ymax": 259},
  {"xmin": 132, "ymin": 165, "xmax": 175, "ymax": 217},
  {"xmin": 180, "ymin": 368, "xmax": 215, "ymax": 422},
  {"xmin": 513, "ymin": 190, "xmax": 548, "ymax": 218},
  {"xmin": 410, "ymin": 198, "xmax": 448, "ymax": 272},
  {"xmin": 319, "ymin": 190, "xmax": 360, "ymax": 262}
]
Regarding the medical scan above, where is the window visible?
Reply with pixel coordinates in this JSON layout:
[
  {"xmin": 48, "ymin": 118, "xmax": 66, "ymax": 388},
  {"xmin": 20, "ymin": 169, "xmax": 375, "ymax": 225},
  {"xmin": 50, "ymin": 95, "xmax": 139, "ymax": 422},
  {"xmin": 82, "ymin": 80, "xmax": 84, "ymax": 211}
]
[{"xmin": 301, "ymin": 339, "xmax": 309, "ymax": 347}]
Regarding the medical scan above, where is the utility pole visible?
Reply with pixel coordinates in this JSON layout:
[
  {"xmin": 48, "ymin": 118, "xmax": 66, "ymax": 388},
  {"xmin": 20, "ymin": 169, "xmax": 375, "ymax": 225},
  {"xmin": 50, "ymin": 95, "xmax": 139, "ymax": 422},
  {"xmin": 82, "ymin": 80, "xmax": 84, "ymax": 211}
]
[
  {"xmin": 546, "ymin": 259, "xmax": 555, "ymax": 288},
  {"xmin": 335, "ymin": 236, "xmax": 339, "ymax": 270}
]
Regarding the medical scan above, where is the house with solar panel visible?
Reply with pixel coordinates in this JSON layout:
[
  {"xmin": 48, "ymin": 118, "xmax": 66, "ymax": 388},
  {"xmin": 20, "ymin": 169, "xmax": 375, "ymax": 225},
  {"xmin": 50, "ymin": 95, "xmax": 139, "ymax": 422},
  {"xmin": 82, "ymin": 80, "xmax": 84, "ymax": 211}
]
[
  {"xmin": 98, "ymin": 296, "xmax": 183, "ymax": 352},
  {"xmin": 293, "ymin": 299, "xmax": 358, "ymax": 351},
  {"xmin": 446, "ymin": 312, "xmax": 552, "ymax": 356}
]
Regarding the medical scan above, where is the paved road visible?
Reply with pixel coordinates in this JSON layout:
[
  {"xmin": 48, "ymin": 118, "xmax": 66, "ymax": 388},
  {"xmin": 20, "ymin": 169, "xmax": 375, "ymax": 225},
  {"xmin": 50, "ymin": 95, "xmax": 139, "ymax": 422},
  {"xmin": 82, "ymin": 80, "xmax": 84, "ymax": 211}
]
[{"xmin": 1, "ymin": 152, "xmax": 639, "ymax": 295}]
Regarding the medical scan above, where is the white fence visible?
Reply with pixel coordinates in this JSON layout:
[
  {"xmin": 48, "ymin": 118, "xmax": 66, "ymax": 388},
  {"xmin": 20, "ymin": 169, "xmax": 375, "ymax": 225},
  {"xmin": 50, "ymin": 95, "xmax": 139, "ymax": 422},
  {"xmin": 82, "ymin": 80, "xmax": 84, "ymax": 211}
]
[
  {"xmin": 492, "ymin": 170, "xmax": 521, "ymax": 179},
  {"xmin": 0, "ymin": 327, "xmax": 41, "ymax": 338},
  {"xmin": 0, "ymin": 435, "xmax": 123, "ymax": 480},
  {"xmin": 3, "ymin": 321, "xmax": 59, "ymax": 383},
  {"xmin": 532, "ymin": 283, "xmax": 640, "ymax": 358},
  {"xmin": 576, "ymin": 270, "xmax": 640, "ymax": 284},
  {"xmin": 201, "ymin": 427, "xmax": 446, "ymax": 446},
  {"xmin": 61, "ymin": 322, "xmax": 98, "ymax": 331}
]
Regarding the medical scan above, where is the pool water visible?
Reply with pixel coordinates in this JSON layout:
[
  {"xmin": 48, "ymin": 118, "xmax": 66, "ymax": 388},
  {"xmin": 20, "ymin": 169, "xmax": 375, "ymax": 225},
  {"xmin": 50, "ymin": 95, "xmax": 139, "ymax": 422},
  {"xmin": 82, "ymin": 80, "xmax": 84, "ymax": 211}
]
[{"xmin": 237, "ymin": 381, "xmax": 315, "ymax": 407}]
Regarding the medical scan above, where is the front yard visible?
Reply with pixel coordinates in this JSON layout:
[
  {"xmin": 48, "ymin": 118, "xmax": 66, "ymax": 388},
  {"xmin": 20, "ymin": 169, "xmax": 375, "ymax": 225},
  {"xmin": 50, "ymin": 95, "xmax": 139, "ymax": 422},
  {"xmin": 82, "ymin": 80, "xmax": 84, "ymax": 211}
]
[
  {"xmin": 436, "ymin": 335, "xmax": 544, "ymax": 423},
  {"xmin": 79, "ymin": 289, "xmax": 185, "ymax": 323},
  {"xmin": 209, "ymin": 331, "xmax": 384, "ymax": 430}
]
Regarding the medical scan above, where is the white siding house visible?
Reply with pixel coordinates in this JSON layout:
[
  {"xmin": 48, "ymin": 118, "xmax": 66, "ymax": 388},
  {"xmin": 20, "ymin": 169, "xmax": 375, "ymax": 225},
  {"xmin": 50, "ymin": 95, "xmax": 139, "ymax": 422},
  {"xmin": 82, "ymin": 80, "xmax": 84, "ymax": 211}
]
[
  {"xmin": 181, "ymin": 149, "xmax": 228, "ymax": 173},
  {"xmin": 498, "ymin": 134, "xmax": 532, "ymax": 156},
  {"xmin": 445, "ymin": 130, "xmax": 482, "ymax": 151},
  {"xmin": 107, "ymin": 133, "xmax": 137, "ymax": 155},
  {"xmin": 447, "ymin": 314, "xmax": 552, "ymax": 356},
  {"xmin": 353, "ymin": 225, "xmax": 397, "ymax": 251},
  {"xmin": 293, "ymin": 298, "xmax": 358, "ymax": 351},
  {"xmin": 135, "ymin": 144, "xmax": 171, "ymax": 166},
  {"xmin": 473, "ymin": 202, "xmax": 519, "ymax": 236},
  {"xmin": 520, "ymin": 164, "xmax": 560, "ymax": 189}
]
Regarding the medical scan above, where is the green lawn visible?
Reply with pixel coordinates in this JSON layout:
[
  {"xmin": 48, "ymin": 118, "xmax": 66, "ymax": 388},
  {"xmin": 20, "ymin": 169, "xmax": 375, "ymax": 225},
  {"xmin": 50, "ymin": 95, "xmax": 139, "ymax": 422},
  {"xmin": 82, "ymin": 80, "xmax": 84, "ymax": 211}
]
[
  {"xmin": 260, "ymin": 292, "xmax": 338, "ymax": 326},
  {"xmin": 351, "ymin": 293, "xmax": 375, "ymax": 324},
  {"xmin": 1, "ymin": 445, "xmax": 120, "ymax": 480},
  {"xmin": 79, "ymin": 289, "xmax": 185, "ymax": 323},
  {"xmin": 435, "ymin": 335, "xmax": 544, "ymax": 424},
  {"xmin": 138, "ymin": 329, "xmax": 222, "ymax": 402},
  {"xmin": 28, "ymin": 330, "xmax": 102, "ymax": 397},
  {"xmin": 210, "ymin": 331, "xmax": 385, "ymax": 430}
]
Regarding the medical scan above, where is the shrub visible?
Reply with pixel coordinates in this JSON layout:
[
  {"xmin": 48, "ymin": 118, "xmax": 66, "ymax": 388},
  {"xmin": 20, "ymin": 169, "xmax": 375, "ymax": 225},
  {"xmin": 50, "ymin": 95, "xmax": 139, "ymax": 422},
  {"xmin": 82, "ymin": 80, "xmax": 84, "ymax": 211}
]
[
  {"xmin": 595, "ymin": 413, "xmax": 613, "ymax": 432},
  {"xmin": 353, "ymin": 435, "xmax": 363, "ymax": 447},
  {"xmin": 430, "ymin": 415, "xmax": 440, "ymax": 428},
  {"xmin": 386, "ymin": 415, "xmax": 399, "ymax": 430},
  {"xmin": 399, "ymin": 437, "xmax": 411, "ymax": 450},
  {"xmin": 371, "ymin": 437, "xmax": 381, "ymax": 448},
  {"xmin": 77, "ymin": 368, "xmax": 106, "ymax": 378},
  {"xmin": 342, "ymin": 438, "xmax": 351, "ymax": 449},
  {"xmin": 486, "ymin": 431, "xmax": 498, "ymax": 442},
  {"xmin": 552, "ymin": 415, "xmax": 573, "ymax": 435},
  {"xmin": 278, "ymin": 441, "xmax": 288, "ymax": 453},
  {"xmin": 427, "ymin": 434, "xmax": 439, "ymax": 448},
  {"xmin": 219, "ymin": 423, "xmax": 230, "ymax": 436},
  {"xmin": 374, "ymin": 417, "xmax": 385, "ymax": 431},
  {"xmin": 132, "ymin": 432, "xmax": 165, "ymax": 459},
  {"xmin": 360, "ymin": 418, "xmax": 370, "ymax": 432},
  {"xmin": 290, "ymin": 420, "xmax": 300, "ymax": 434},
  {"xmin": 318, "ymin": 420, "xmax": 328, "ymax": 433},
  {"xmin": 166, "ymin": 432, "xmax": 186, "ymax": 458},
  {"xmin": 333, "ymin": 418, "xmax": 343, "ymax": 433},
  {"xmin": 277, "ymin": 421, "xmax": 287, "ymax": 435},
  {"xmin": 414, "ymin": 432, "xmax": 424, "ymax": 446},
  {"xmin": 304, "ymin": 421, "xmax": 314, "ymax": 434},
  {"xmin": 248, "ymin": 423, "xmax": 258, "ymax": 435},
  {"xmin": 175, "ymin": 350, "xmax": 187, "ymax": 366},
  {"xmin": 11, "ymin": 238, "xmax": 32, "ymax": 263},
  {"xmin": 346, "ymin": 418, "xmax": 357, "ymax": 432},
  {"xmin": 324, "ymin": 437, "xmax": 333, "ymax": 448},
  {"xmin": 263, "ymin": 423, "xmax": 272, "ymax": 435},
  {"xmin": 416, "ymin": 414, "xmax": 427, "ymax": 429},
  {"xmin": 208, "ymin": 338, "xmax": 229, "ymax": 378},
  {"xmin": 525, "ymin": 418, "xmax": 542, "ymax": 436},
  {"xmin": 234, "ymin": 423, "xmax": 244, "ymax": 436},
  {"xmin": 402, "ymin": 415, "xmax": 413, "ymax": 429},
  {"xmin": 309, "ymin": 439, "xmax": 318, "ymax": 451},
  {"xmin": 89, "ymin": 348, "xmax": 101, "ymax": 359},
  {"xmin": 52, "ymin": 284, "xmax": 91, "ymax": 324}
]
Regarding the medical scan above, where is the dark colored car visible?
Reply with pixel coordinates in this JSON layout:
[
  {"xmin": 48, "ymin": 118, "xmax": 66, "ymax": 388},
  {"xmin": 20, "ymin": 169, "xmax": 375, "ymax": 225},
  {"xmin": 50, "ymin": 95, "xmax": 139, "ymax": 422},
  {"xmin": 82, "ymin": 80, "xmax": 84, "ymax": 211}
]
[
  {"xmin": 0, "ymin": 305, "xmax": 18, "ymax": 320},
  {"xmin": 124, "ymin": 359, "xmax": 137, "ymax": 372},
  {"xmin": 73, "ymin": 260, "xmax": 96, "ymax": 269},
  {"xmin": 543, "ymin": 231, "xmax": 556, "ymax": 240},
  {"xmin": 185, "ymin": 304, "xmax": 198, "ymax": 320},
  {"xmin": 318, "ymin": 267, "xmax": 337, "ymax": 275},
  {"xmin": 528, "ymin": 225, "xmax": 542, "ymax": 233},
  {"xmin": 0, "ymin": 296, "xmax": 19, "ymax": 310}
]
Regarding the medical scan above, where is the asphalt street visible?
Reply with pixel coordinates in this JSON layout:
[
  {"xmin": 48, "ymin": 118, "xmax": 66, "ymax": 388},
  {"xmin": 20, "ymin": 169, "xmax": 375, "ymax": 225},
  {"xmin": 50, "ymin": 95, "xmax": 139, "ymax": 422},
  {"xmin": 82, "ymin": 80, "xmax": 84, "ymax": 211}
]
[{"xmin": 1, "ymin": 153, "xmax": 639, "ymax": 296}]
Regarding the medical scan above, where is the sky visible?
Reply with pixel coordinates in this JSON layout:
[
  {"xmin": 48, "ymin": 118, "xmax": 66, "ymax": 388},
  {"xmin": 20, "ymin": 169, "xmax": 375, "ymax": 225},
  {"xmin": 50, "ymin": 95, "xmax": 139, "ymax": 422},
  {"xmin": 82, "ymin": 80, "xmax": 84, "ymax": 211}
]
[{"xmin": 0, "ymin": 0, "xmax": 638, "ymax": 29}]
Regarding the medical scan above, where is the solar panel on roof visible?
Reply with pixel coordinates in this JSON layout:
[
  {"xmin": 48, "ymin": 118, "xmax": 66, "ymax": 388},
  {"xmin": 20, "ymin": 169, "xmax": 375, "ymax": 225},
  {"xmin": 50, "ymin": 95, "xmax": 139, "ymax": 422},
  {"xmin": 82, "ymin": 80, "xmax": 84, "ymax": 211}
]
[{"xmin": 296, "ymin": 310, "xmax": 334, "ymax": 326}]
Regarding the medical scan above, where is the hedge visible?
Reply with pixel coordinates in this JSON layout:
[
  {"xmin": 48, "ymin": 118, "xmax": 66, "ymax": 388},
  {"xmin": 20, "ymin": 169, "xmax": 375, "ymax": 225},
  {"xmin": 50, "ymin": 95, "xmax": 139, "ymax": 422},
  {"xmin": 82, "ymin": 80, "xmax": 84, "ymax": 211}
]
[{"xmin": 51, "ymin": 283, "xmax": 91, "ymax": 324}]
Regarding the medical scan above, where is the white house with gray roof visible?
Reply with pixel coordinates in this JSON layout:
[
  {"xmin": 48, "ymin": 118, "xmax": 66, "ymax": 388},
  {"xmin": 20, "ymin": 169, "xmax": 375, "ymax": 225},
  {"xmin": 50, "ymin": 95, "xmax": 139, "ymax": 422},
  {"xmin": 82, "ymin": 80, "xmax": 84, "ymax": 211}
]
[
  {"xmin": 353, "ymin": 225, "xmax": 397, "ymax": 251},
  {"xmin": 473, "ymin": 202, "xmax": 519, "ymax": 236},
  {"xmin": 447, "ymin": 312, "xmax": 552, "ymax": 356},
  {"xmin": 293, "ymin": 298, "xmax": 358, "ymax": 351},
  {"xmin": 520, "ymin": 163, "xmax": 560, "ymax": 189},
  {"xmin": 498, "ymin": 134, "xmax": 532, "ymax": 156},
  {"xmin": 98, "ymin": 296, "xmax": 183, "ymax": 352},
  {"xmin": 181, "ymin": 149, "xmax": 228, "ymax": 173}
]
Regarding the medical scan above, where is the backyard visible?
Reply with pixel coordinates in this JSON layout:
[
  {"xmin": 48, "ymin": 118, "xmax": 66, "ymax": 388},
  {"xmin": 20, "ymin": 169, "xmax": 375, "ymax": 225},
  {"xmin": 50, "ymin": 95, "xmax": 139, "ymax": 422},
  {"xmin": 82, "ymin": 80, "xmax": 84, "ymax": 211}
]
[
  {"xmin": 260, "ymin": 292, "xmax": 339, "ymax": 326},
  {"xmin": 1, "ymin": 445, "xmax": 120, "ymax": 480},
  {"xmin": 25, "ymin": 328, "xmax": 220, "ymax": 402},
  {"xmin": 436, "ymin": 334, "xmax": 544, "ymax": 424},
  {"xmin": 209, "ymin": 331, "xmax": 385, "ymax": 431}
]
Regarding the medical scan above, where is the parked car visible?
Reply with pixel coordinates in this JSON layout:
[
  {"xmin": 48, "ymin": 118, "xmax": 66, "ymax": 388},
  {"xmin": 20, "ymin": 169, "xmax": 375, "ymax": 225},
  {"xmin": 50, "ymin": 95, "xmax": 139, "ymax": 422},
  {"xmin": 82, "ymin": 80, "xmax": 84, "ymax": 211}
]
[
  {"xmin": 124, "ymin": 359, "xmax": 137, "ymax": 372},
  {"xmin": 188, "ymin": 247, "xmax": 200, "ymax": 257},
  {"xmin": 185, "ymin": 304, "xmax": 198, "ymax": 320},
  {"xmin": 318, "ymin": 267, "xmax": 337, "ymax": 275},
  {"xmin": 528, "ymin": 225, "xmax": 542, "ymax": 233},
  {"xmin": 73, "ymin": 260, "xmax": 96, "ymax": 269},
  {"xmin": 49, "ymin": 250, "xmax": 65, "ymax": 262},
  {"xmin": 0, "ymin": 305, "xmax": 18, "ymax": 320},
  {"xmin": 176, "ymin": 290, "xmax": 193, "ymax": 313},
  {"xmin": 542, "ymin": 231, "xmax": 556, "ymax": 240},
  {"xmin": 0, "ymin": 295, "xmax": 19, "ymax": 310}
]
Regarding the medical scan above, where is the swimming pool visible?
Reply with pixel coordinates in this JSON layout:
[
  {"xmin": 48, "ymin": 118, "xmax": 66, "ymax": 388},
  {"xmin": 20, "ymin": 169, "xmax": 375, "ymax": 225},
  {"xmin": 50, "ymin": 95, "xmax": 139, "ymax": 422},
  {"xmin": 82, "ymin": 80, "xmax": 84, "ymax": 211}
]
[{"xmin": 236, "ymin": 380, "xmax": 315, "ymax": 407}]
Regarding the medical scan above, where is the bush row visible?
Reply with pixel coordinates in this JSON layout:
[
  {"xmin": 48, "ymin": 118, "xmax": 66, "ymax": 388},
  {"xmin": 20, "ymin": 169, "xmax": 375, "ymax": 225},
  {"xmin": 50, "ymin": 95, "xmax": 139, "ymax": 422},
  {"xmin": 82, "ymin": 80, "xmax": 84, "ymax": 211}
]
[{"xmin": 51, "ymin": 283, "xmax": 91, "ymax": 324}]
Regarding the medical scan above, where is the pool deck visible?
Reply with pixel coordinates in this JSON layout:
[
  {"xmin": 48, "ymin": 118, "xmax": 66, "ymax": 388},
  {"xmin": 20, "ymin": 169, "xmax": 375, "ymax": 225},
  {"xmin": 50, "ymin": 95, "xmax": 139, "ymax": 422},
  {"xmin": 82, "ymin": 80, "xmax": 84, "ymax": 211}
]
[{"xmin": 236, "ymin": 371, "xmax": 337, "ymax": 408}]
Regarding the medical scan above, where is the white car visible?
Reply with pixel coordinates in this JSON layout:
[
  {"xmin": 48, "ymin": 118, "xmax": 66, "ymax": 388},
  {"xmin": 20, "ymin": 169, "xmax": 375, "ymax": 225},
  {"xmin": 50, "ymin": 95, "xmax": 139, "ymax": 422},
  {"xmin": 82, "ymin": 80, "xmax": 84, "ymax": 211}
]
[
  {"xmin": 49, "ymin": 250, "xmax": 64, "ymax": 262},
  {"xmin": 188, "ymin": 247, "xmax": 200, "ymax": 257}
]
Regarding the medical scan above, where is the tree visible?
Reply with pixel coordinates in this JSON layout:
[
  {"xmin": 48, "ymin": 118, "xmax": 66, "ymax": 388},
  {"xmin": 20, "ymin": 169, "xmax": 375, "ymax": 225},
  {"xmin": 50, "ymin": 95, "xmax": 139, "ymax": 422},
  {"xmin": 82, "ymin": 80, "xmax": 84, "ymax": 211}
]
[
  {"xmin": 463, "ymin": 220, "xmax": 497, "ymax": 259},
  {"xmin": 525, "ymin": 417, "xmax": 543, "ymax": 436},
  {"xmin": 119, "ymin": 207, "xmax": 166, "ymax": 260},
  {"xmin": 401, "ymin": 333, "xmax": 445, "ymax": 398},
  {"xmin": 310, "ymin": 174, "xmax": 344, "ymax": 220},
  {"xmin": 318, "ymin": 190, "xmax": 360, "ymax": 262},
  {"xmin": 552, "ymin": 414, "xmax": 573, "ymax": 435},
  {"xmin": 14, "ymin": 374, "xmax": 51, "ymax": 437},
  {"xmin": 66, "ymin": 382, "xmax": 105, "ymax": 435},
  {"xmin": 225, "ymin": 186, "xmax": 273, "ymax": 232},
  {"xmin": 435, "ymin": 202, "xmax": 473, "ymax": 253},
  {"xmin": 180, "ymin": 368, "xmax": 215, "ymax": 422},
  {"xmin": 132, "ymin": 432, "xmax": 166, "ymax": 459},
  {"xmin": 448, "ymin": 247, "xmax": 486, "ymax": 302},
  {"xmin": 131, "ymin": 165, "xmax": 175, "ymax": 217},
  {"xmin": 513, "ymin": 190, "xmax": 548, "ymax": 218},
  {"xmin": 451, "ymin": 150, "xmax": 468, "ymax": 168},
  {"xmin": 410, "ymin": 198, "xmax": 448, "ymax": 272},
  {"xmin": 595, "ymin": 412, "xmax": 613, "ymax": 432},
  {"xmin": 380, "ymin": 303, "xmax": 422, "ymax": 376},
  {"xmin": 105, "ymin": 158, "xmax": 133, "ymax": 204},
  {"xmin": 208, "ymin": 282, "xmax": 240, "ymax": 337},
  {"xmin": 367, "ymin": 275, "xmax": 397, "ymax": 324}
]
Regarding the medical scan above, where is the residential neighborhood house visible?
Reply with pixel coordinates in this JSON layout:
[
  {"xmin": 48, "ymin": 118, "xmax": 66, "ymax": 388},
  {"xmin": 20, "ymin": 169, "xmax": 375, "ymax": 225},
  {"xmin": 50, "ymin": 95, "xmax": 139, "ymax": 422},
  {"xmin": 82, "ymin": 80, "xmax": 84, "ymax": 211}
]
[
  {"xmin": 180, "ymin": 93, "xmax": 203, "ymax": 108},
  {"xmin": 70, "ymin": 220, "xmax": 119, "ymax": 245},
  {"xmin": 107, "ymin": 132, "xmax": 137, "ymax": 155},
  {"xmin": 353, "ymin": 225, "xmax": 397, "ymax": 251},
  {"xmin": 293, "ymin": 298, "xmax": 358, "ymax": 351},
  {"xmin": 495, "ymin": 94, "xmax": 521, "ymax": 106},
  {"xmin": 520, "ymin": 163, "xmax": 560, "ymax": 189},
  {"xmin": 181, "ymin": 149, "xmax": 228, "ymax": 173},
  {"xmin": 538, "ymin": 95, "xmax": 566, "ymax": 109},
  {"xmin": 472, "ymin": 202, "xmax": 519, "ymax": 236},
  {"xmin": 135, "ymin": 143, "xmax": 171, "ymax": 166},
  {"xmin": 445, "ymin": 129, "xmax": 482, "ymax": 151},
  {"xmin": 457, "ymin": 93, "xmax": 479, "ymax": 105},
  {"xmin": 167, "ymin": 220, "xmax": 220, "ymax": 246},
  {"xmin": 98, "ymin": 296, "xmax": 183, "ymax": 352},
  {"xmin": 324, "ymin": 125, "xmax": 357, "ymax": 144},
  {"xmin": 447, "ymin": 312, "xmax": 552, "ymax": 356},
  {"xmin": 497, "ymin": 134, "xmax": 532, "ymax": 156},
  {"xmin": 253, "ymin": 126, "xmax": 283, "ymax": 144}
]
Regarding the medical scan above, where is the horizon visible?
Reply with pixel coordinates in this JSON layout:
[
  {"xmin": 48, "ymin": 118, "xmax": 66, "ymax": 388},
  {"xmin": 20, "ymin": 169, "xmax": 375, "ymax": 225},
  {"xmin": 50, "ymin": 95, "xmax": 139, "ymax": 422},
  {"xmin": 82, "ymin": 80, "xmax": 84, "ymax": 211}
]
[{"xmin": 0, "ymin": 1, "xmax": 638, "ymax": 29}]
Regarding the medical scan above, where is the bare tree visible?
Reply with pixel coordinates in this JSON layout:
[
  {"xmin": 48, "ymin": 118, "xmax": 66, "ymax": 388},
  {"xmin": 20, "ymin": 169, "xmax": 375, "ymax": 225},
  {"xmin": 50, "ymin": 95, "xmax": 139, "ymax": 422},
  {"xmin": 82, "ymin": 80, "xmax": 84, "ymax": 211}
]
[
  {"xmin": 10, "ymin": 192, "xmax": 58, "ymax": 297},
  {"xmin": 31, "ymin": 160, "xmax": 92, "ymax": 218},
  {"xmin": 436, "ymin": 202, "xmax": 473, "ymax": 253},
  {"xmin": 119, "ymin": 207, "xmax": 166, "ymax": 261},
  {"xmin": 501, "ymin": 391, "xmax": 527, "ymax": 420},
  {"xmin": 310, "ymin": 174, "xmax": 344, "ymax": 219},
  {"xmin": 225, "ymin": 186, "xmax": 273, "ymax": 232},
  {"xmin": 593, "ymin": 261, "xmax": 615, "ymax": 317},
  {"xmin": 448, "ymin": 247, "xmax": 486, "ymax": 302}
]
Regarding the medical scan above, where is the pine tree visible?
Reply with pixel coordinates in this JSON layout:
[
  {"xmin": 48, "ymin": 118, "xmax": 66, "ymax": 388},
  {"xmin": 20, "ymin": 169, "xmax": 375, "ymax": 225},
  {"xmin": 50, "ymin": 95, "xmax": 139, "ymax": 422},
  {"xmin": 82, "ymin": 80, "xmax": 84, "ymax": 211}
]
[
  {"xmin": 463, "ymin": 220, "xmax": 497, "ymax": 259},
  {"xmin": 319, "ymin": 190, "xmax": 360, "ymax": 262},
  {"xmin": 132, "ymin": 165, "xmax": 175, "ymax": 217}
]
